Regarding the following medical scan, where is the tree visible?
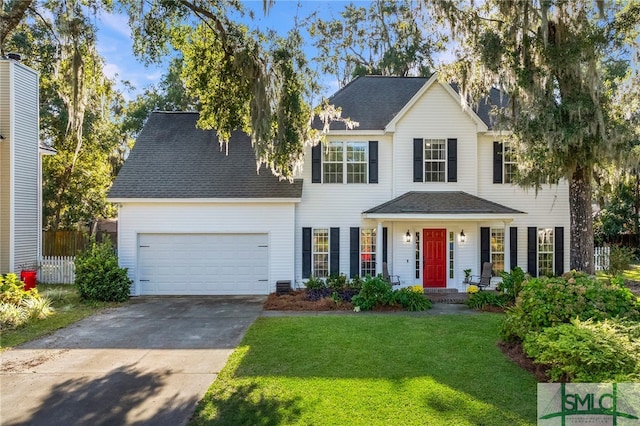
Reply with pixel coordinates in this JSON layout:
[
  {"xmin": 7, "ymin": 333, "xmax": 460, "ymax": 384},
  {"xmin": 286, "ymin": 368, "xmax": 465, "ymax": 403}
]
[
  {"xmin": 308, "ymin": 0, "xmax": 443, "ymax": 87},
  {"xmin": 432, "ymin": 0, "xmax": 640, "ymax": 273},
  {"xmin": 119, "ymin": 0, "xmax": 354, "ymax": 181},
  {"xmin": 0, "ymin": 0, "xmax": 34, "ymax": 55},
  {"xmin": 4, "ymin": 1, "xmax": 126, "ymax": 229}
]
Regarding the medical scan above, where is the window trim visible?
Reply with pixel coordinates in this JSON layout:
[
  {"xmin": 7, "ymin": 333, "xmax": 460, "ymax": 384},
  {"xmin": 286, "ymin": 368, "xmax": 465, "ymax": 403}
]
[
  {"xmin": 321, "ymin": 141, "xmax": 369, "ymax": 184},
  {"xmin": 503, "ymin": 142, "xmax": 516, "ymax": 184},
  {"xmin": 423, "ymin": 138, "xmax": 447, "ymax": 182},
  {"xmin": 537, "ymin": 228, "xmax": 554, "ymax": 277},
  {"xmin": 490, "ymin": 228, "xmax": 505, "ymax": 275},
  {"xmin": 312, "ymin": 228, "xmax": 330, "ymax": 278},
  {"xmin": 360, "ymin": 228, "xmax": 376, "ymax": 277}
]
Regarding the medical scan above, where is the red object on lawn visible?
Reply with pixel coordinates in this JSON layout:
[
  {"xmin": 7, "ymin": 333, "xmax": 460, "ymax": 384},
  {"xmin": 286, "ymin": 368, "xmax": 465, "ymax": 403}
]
[{"xmin": 20, "ymin": 270, "xmax": 37, "ymax": 291}]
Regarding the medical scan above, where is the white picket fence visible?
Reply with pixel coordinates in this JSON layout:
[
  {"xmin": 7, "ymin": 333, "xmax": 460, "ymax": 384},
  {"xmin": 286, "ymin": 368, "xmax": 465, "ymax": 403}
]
[
  {"xmin": 594, "ymin": 246, "xmax": 610, "ymax": 271},
  {"xmin": 38, "ymin": 256, "xmax": 76, "ymax": 284}
]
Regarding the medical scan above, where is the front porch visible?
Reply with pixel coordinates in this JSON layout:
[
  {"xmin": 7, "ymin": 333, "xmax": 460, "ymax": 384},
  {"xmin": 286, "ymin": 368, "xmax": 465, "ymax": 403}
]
[{"xmin": 364, "ymin": 191, "xmax": 524, "ymax": 291}]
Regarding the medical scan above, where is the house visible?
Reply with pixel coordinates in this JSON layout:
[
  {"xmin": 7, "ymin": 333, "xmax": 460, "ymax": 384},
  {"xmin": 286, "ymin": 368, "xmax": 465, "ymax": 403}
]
[
  {"xmin": 109, "ymin": 74, "xmax": 569, "ymax": 296},
  {"xmin": 0, "ymin": 56, "xmax": 52, "ymax": 274}
]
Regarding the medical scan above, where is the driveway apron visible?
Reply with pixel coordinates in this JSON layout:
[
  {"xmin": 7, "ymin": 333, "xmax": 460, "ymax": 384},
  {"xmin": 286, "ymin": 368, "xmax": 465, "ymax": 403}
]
[{"xmin": 0, "ymin": 296, "xmax": 264, "ymax": 426}]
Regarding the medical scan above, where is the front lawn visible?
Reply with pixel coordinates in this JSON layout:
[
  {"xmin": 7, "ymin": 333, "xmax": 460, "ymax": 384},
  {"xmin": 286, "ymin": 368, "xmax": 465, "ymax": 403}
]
[
  {"xmin": 191, "ymin": 314, "xmax": 537, "ymax": 425},
  {"xmin": 1, "ymin": 284, "xmax": 121, "ymax": 350}
]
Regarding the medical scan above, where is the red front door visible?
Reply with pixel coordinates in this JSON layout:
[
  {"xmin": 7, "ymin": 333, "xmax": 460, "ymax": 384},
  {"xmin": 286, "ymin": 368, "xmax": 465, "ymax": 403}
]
[{"xmin": 423, "ymin": 229, "xmax": 446, "ymax": 288}]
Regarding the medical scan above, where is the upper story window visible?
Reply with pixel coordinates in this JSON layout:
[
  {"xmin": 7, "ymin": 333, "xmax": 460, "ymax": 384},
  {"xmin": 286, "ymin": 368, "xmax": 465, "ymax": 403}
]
[
  {"xmin": 494, "ymin": 141, "xmax": 518, "ymax": 184},
  {"xmin": 424, "ymin": 139, "xmax": 446, "ymax": 182},
  {"xmin": 413, "ymin": 138, "xmax": 457, "ymax": 183},
  {"xmin": 503, "ymin": 142, "xmax": 516, "ymax": 184},
  {"xmin": 322, "ymin": 141, "xmax": 368, "ymax": 184}
]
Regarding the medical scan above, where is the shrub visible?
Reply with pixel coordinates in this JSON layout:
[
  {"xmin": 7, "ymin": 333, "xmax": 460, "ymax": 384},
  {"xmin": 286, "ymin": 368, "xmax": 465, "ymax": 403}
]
[
  {"xmin": 393, "ymin": 287, "xmax": 432, "ymax": 311},
  {"xmin": 466, "ymin": 285, "xmax": 479, "ymax": 294},
  {"xmin": 497, "ymin": 266, "xmax": 526, "ymax": 302},
  {"xmin": 606, "ymin": 246, "xmax": 634, "ymax": 276},
  {"xmin": 351, "ymin": 275, "xmax": 395, "ymax": 311},
  {"xmin": 326, "ymin": 274, "xmax": 348, "ymax": 291},
  {"xmin": 0, "ymin": 273, "xmax": 53, "ymax": 330},
  {"xmin": 523, "ymin": 319, "xmax": 640, "ymax": 382},
  {"xmin": 501, "ymin": 271, "xmax": 640, "ymax": 342},
  {"xmin": 466, "ymin": 292, "xmax": 508, "ymax": 310},
  {"xmin": 304, "ymin": 276, "xmax": 326, "ymax": 291},
  {"xmin": 349, "ymin": 275, "xmax": 364, "ymax": 290},
  {"xmin": 75, "ymin": 240, "xmax": 132, "ymax": 302}
]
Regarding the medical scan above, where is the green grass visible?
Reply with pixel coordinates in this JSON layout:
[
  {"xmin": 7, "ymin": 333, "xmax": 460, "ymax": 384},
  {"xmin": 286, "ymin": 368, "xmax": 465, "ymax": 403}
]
[
  {"xmin": 191, "ymin": 314, "xmax": 537, "ymax": 426},
  {"xmin": 0, "ymin": 284, "xmax": 122, "ymax": 350},
  {"xmin": 597, "ymin": 263, "xmax": 640, "ymax": 282}
]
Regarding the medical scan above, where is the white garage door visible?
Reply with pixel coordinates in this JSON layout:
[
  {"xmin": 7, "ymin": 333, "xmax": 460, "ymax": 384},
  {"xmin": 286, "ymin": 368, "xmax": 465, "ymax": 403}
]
[{"xmin": 137, "ymin": 233, "xmax": 269, "ymax": 295}]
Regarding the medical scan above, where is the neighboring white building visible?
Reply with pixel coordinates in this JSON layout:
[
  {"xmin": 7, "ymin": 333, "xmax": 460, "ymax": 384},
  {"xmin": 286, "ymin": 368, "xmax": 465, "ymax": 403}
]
[
  {"xmin": 0, "ymin": 57, "xmax": 51, "ymax": 274},
  {"xmin": 109, "ymin": 75, "xmax": 570, "ymax": 296}
]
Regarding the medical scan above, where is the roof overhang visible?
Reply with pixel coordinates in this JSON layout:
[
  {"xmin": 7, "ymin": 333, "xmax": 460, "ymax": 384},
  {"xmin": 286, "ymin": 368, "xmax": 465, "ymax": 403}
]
[
  {"xmin": 108, "ymin": 197, "xmax": 302, "ymax": 204},
  {"xmin": 362, "ymin": 213, "xmax": 521, "ymax": 221},
  {"xmin": 325, "ymin": 130, "xmax": 386, "ymax": 136},
  {"xmin": 385, "ymin": 74, "xmax": 489, "ymax": 133},
  {"xmin": 362, "ymin": 191, "xmax": 525, "ymax": 222}
]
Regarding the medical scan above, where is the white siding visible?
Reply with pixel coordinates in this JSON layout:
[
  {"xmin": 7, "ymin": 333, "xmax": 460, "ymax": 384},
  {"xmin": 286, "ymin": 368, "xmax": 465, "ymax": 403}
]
[
  {"xmin": 0, "ymin": 60, "xmax": 39, "ymax": 273},
  {"xmin": 0, "ymin": 62, "xmax": 10, "ymax": 272},
  {"xmin": 12, "ymin": 63, "xmax": 39, "ymax": 271},
  {"xmin": 294, "ymin": 135, "xmax": 394, "ymax": 282},
  {"xmin": 392, "ymin": 83, "xmax": 480, "ymax": 197},
  {"xmin": 476, "ymin": 134, "xmax": 570, "ymax": 272},
  {"xmin": 118, "ymin": 202, "xmax": 296, "ymax": 295}
]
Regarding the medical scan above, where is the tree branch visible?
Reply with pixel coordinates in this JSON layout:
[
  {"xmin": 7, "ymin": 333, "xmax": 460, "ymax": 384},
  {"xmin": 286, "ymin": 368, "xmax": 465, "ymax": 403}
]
[{"xmin": 0, "ymin": 0, "xmax": 35, "ymax": 55}]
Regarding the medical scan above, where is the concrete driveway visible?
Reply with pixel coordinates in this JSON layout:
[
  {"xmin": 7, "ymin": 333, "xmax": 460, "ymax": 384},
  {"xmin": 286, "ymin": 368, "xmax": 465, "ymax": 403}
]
[{"xmin": 0, "ymin": 296, "xmax": 264, "ymax": 426}]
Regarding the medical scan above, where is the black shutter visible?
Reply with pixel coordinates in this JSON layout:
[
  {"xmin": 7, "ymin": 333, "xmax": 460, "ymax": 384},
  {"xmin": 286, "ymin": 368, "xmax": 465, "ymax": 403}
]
[
  {"xmin": 382, "ymin": 227, "xmax": 388, "ymax": 263},
  {"xmin": 480, "ymin": 227, "xmax": 490, "ymax": 267},
  {"xmin": 510, "ymin": 227, "xmax": 518, "ymax": 270},
  {"xmin": 330, "ymin": 227, "xmax": 340, "ymax": 275},
  {"xmin": 311, "ymin": 143, "xmax": 322, "ymax": 183},
  {"xmin": 554, "ymin": 227, "xmax": 564, "ymax": 276},
  {"xmin": 493, "ymin": 141, "xmax": 503, "ymax": 184},
  {"xmin": 413, "ymin": 138, "xmax": 423, "ymax": 182},
  {"xmin": 350, "ymin": 227, "xmax": 360, "ymax": 277},
  {"xmin": 368, "ymin": 141, "xmax": 378, "ymax": 184},
  {"xmin": 447, "ymin": 138, "xmax": 457, "ymax": 182},
  {"xmin": 527, "ymin": 227, "xmax": 537, "ymax": 277},
  {"xmin": 302, "ymin": 227, "xmax": 312, "ymax": 278}
]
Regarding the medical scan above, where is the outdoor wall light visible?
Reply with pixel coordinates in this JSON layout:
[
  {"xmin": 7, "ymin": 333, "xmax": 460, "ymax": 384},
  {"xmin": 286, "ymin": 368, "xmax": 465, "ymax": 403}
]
[
  {"xmin": 405, "ymin": 230, "xmax": 412, "ymax": 243},
  {"xmin": 460, "ymin": 230, "xmax": 466, "ymax": 243}
]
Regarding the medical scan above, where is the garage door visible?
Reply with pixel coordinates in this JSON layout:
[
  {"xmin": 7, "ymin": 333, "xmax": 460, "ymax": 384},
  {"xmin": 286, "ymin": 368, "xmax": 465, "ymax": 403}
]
[{"xmin": 137, "ymin": 233, "xmax": 269, "ymax": 295}]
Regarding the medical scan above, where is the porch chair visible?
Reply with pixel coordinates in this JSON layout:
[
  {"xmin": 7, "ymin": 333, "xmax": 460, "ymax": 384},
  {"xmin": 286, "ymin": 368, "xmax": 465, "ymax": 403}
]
[
  {"xmin": 382, "ymin": 262, "xmax": 400, "ymax": 286},
  {"xmin": 469, "ymin": 262, "xmax": 493, "ymax": 290}
]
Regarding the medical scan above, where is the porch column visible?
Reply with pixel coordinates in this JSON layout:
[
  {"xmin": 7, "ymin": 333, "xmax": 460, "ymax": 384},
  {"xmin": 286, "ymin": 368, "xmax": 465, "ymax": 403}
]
[
  {"xmin": 376, "ymin": 221, "xmax": 383, "ymax": 275},
  {"xmin": 503, "ymin": 221, "xmax": 511, "ymax": 273}
]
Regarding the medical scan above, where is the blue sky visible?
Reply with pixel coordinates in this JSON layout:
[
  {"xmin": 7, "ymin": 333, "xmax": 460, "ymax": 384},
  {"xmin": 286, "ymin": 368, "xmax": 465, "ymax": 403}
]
[{"xmin": 95, "ymin": 1, "xmax": 355, "ymax": 101}]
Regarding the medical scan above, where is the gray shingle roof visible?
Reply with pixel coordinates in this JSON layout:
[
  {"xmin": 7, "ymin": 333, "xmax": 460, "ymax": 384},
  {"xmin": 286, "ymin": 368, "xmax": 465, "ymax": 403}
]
[
  {"xmin": 317, "ymin": 76, "xmax": 506, "ymax": 131},
  {"xmin": 364, "ymin": 191, "xmax": 524, "ymax": 215},
  {"xmin": 108, "ymin": 112, "xmax": 303, "ymax": 199}
]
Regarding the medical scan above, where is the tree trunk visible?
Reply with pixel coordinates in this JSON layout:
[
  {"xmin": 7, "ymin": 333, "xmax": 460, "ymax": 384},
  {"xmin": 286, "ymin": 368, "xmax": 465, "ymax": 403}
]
[{"xmin": 569, "ymin": 165, "xmax": 594, "ymax": 274}]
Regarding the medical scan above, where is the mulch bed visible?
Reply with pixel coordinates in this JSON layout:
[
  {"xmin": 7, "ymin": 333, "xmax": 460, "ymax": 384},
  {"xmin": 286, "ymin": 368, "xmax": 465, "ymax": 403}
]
[
  {"xmin": 263, "ymin": 290, "xmax": 401, "ymax": 312},
  {"xmin": 498, "ymin": 341, "xmax": 550, "ymax": 382}
]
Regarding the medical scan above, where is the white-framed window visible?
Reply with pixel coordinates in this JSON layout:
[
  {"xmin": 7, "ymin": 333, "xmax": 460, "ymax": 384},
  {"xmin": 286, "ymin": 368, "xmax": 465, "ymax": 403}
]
[
  {"xmin": 313, "ymin": 228, "xmax": 329, "ymax": 278},
  {"xmin": 360, "ymin": 229, "xmax": 376, "ymax": 277},
  {"xmin": 449, "ymin": 231, "xmax": 454, "ymax": 279},
  {"xmin": 503, "ymin": 142, "xmax": 516, "ymax": 184},
  {"xmin": 322, "ymin": 141, "xmax": 368, "ymax": 183},
  {"xmin": 538, "ymin": 228, "xmax": 554, "ymax": 277},
  {"xmin": 415, "ymin": 232, "xmax": 420, "ymax": 279},
  {"xmin": 490, "ymin": 228, "xmax": 505, "ymax": 275},
  {"xmin": 424, "ymin": 139, "xmax": 446, "ymax": 182}
]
